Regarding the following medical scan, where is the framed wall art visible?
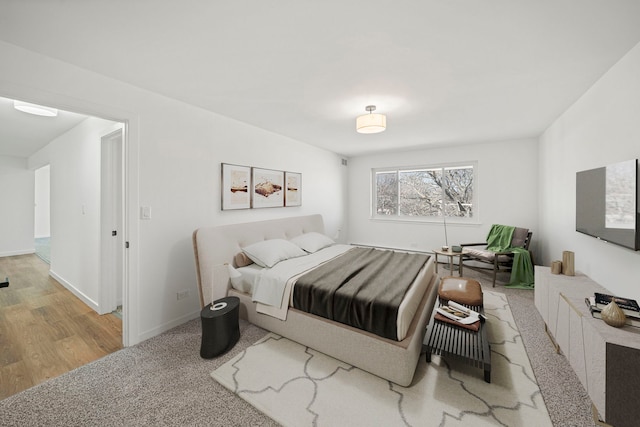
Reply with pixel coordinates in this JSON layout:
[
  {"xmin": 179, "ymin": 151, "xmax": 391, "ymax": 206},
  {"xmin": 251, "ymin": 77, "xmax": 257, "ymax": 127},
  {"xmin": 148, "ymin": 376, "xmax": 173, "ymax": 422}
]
[
  {"xmin": 252, "ymin": 167, "xmax": 284, "ymax": 208},
  {"xmin": 221, "ymin": 163, "xmax": 251, "ymax": 210},
  {"xmin": 285, "ymin": 171, "xmax": 302, "ymax": 207}
]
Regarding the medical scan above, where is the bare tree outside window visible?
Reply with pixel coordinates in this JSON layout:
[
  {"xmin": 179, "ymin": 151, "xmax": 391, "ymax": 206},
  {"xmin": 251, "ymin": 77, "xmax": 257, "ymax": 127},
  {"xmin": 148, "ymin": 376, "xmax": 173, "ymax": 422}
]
[
  {"xmin": 399, "ymin": 169, "xmax": 442, "ymax": 217},
  {"xmin": 375, "ymin": 171, "xmax": 398, "ymax": 215},
  {"xmin": 444, "ymin": 166, "xmax": 473, "ymax": 218},
  {"xmin": 374, "ymin": 164, "xmax": 475, "ymax": 219}
]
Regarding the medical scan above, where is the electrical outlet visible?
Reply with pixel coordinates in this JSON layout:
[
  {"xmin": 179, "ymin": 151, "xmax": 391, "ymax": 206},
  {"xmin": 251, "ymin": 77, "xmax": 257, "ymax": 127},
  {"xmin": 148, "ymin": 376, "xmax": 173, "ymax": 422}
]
[{"xmin": 176, "ymin": 290, "xmax": 189, "ymax": 300}]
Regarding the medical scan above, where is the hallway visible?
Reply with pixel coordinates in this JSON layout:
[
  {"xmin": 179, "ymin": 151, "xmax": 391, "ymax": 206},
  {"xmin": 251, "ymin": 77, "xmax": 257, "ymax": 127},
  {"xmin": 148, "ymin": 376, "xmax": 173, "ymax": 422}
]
[{"xmin": 0, "ymin": 254, "xmax": 122, "ymax": 399}]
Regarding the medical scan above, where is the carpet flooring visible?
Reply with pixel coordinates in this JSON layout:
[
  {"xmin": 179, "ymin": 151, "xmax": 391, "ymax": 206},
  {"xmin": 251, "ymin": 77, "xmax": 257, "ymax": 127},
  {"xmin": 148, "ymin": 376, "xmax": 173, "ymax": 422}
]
[
  {"xmin": 0, "ymin": 266, "xmax": 596, "ymax": 426},
  {"xmin": 212, "ymin": 291, "xmax": 552, "ymax": 426}
]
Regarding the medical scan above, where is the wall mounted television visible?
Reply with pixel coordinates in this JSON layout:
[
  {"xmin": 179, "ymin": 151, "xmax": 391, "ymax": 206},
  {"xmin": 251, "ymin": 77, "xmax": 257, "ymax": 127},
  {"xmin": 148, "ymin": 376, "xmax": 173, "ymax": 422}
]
[{"xmin": 576, "ymin": 159, "xmax": 639, "ymax": 251}]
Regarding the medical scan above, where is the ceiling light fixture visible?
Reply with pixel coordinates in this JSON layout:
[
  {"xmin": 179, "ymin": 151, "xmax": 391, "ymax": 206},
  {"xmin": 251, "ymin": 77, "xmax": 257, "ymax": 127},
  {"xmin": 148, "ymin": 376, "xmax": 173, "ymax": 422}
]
[
  {"xmin": 13, "ymin": 100, "xmax": 58, "ymax": 117},
  {"xmin": 356, "ymin": 105, "xmax": 386, "ymax": 134}
]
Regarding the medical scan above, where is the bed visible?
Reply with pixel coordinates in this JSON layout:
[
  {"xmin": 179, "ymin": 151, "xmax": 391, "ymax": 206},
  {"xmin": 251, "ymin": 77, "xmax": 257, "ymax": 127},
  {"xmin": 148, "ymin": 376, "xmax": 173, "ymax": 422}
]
[{"xmin": 193, "ymin": 214, "xmax": 439, "ymax": 386}]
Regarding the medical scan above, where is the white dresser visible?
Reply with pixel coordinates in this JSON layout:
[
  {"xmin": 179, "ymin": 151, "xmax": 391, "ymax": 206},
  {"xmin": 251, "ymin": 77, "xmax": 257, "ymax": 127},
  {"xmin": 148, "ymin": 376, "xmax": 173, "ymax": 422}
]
[{"xmin": 534, "ymin": 266, "xmax": 640, "ymax": 427}]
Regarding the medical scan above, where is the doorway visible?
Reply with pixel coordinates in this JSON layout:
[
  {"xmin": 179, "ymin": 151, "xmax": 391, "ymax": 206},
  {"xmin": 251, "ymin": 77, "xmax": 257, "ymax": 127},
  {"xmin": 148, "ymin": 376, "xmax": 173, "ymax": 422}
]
[
  {"xmin": 100, "ymin": 128, "xmax": 125, "ymax": 316},
  {"xmin": 34, "ymin": 164, "xmax": 50, "ymax": 264},
  {"xmin": 0, "ymin": 93, "xmax": 136, "ymax": 347}
]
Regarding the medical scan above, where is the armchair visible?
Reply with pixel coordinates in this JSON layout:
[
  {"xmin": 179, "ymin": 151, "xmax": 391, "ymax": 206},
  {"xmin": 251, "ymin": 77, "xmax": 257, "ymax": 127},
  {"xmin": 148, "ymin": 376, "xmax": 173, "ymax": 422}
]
[{"xmin": 460, "ymin": 225, "xmax": 532, "ymax": 287}]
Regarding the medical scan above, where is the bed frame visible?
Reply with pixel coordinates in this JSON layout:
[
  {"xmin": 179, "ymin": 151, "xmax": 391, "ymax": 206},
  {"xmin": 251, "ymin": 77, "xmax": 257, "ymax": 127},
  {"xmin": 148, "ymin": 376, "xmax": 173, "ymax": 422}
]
[{"xmin": 193, "ymin": 214, "xmax": 439, "ymax": 386}]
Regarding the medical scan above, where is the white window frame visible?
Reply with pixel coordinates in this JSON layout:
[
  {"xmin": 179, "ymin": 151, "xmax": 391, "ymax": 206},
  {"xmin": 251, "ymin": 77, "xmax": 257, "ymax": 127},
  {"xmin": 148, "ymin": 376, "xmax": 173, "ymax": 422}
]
[{"xmin": 371, "ymin": 161, "xmax": 479, "ymax": 224}]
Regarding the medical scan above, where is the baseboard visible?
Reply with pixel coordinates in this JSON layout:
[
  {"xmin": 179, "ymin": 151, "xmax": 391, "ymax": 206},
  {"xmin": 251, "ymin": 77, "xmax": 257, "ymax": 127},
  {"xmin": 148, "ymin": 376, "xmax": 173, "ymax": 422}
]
[
  {"xmin": 49, "ymin": 269, "xmax": 99, "ymax": 312},
  {"xmin": 138, "ymin": 309, "xmax": 200, "ymax": 342},
  {"xmin": 0, "ymin": 249, "xmax": 35, "ymax": 258}
]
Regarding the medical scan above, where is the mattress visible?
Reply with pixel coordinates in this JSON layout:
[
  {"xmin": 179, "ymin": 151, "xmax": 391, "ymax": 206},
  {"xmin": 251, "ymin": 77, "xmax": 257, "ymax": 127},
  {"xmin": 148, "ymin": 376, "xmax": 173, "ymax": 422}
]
[{"xmin": 231, "ymin": 245, "xmax": 433, "ymax": 341}]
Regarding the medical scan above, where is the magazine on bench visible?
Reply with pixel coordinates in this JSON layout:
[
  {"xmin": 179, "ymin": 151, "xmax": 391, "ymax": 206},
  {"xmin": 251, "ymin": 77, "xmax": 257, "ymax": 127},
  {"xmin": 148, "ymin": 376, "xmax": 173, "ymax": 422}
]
[{"xmin": 436, "ymin": 301, "xmax": 482, "ymax": 325}]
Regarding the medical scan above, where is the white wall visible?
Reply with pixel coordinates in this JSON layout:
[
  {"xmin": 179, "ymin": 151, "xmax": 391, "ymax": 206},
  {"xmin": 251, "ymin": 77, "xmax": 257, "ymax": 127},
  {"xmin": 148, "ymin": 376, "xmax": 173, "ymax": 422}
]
[
  {"xmin": 29, "ymin": 117, "xmax": 119, "ymax": 311},
  {"xmin": 133, "ymin": 99, "xmax": 346, "ymax": 234},
  {"xmin": 347, "ymin": 138, "xmax": 539, "ymax": 257},
  {"xmin": 539, "ymin": 41, "xmax": 640, "ymax": 301},
  {"xmin": 133, "ymin": 97, "xmax": 346, "ymax": 339},
  {"xmin": 0, "ymin": 40, "xmax": 347, "ymax": 344},
  {"xmin": 0, "ymin": 156, "xmax": 34, "ymax": 257},
  {"xmin": 34, "ymin": 164, "xmax": 50, "ymax": 238}
]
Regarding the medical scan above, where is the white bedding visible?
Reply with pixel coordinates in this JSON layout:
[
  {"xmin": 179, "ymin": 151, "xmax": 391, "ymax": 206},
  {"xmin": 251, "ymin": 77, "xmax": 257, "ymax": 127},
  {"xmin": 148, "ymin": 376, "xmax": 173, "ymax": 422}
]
[
  {"xmin": 252, "ymin": 244, "xmax": 352, "ymax": 308},
  {"xmin": 232, "ymin": 245, "xmax": 432, "ymax": 341}
]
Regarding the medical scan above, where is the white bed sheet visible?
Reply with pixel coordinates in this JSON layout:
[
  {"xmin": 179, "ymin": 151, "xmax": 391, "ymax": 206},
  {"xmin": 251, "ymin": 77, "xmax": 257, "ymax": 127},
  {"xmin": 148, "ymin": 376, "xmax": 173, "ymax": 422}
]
[
  {"xmin": 251, "ymin": 244, "xmax": 352, "ymax": 308},
  {"xmin": 232, "ymin": 245, "xmax": 433, "ymax": 341}
]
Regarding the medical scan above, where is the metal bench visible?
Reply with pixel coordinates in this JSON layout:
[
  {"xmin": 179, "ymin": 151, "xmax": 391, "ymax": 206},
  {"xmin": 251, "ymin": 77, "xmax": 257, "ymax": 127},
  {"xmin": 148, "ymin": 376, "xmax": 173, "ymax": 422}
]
[{"xmin": 424, "ymin": 300, "xmax": 491, "ymax": 383}]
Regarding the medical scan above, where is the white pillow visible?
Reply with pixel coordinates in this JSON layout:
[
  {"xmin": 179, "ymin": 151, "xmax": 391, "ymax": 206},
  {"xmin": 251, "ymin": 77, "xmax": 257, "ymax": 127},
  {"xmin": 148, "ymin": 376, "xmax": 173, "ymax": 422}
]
[
  {"xmin": 290, "ymin": 232, "xmax": 335, "ymax": 253},
  {"xmin": 241, "ymin": 239, "xmax": 307, "ymax": 268},
  {"xmin": 230, "ymin": 265, "xmax": 256, "ymax": 294}
]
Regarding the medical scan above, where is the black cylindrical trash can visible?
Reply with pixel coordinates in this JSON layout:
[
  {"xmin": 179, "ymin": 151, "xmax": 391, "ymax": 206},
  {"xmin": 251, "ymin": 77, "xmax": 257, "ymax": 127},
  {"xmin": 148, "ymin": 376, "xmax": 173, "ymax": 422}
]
[{"xmin": 200, "ymin": 296, "xmax": 240, "ymax": 358}]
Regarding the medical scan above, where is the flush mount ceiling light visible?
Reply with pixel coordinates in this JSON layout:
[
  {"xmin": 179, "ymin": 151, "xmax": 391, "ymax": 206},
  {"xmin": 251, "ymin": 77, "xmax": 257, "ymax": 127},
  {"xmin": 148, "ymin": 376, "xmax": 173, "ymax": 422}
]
[
  {"xmin": 13, "ymin": 100, "xmax": 58, "ymax": 117},
  {"xmin": 356, "ymin": 105, "xmax": 386, "ymax": 134}
]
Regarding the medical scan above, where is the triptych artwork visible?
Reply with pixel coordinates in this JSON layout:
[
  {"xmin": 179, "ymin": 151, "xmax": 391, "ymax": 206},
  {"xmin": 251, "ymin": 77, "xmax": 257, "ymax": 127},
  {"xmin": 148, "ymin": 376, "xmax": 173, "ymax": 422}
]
[{"xmin": 221, "ymin": 163, "xmax": 301, "ymax": 210}]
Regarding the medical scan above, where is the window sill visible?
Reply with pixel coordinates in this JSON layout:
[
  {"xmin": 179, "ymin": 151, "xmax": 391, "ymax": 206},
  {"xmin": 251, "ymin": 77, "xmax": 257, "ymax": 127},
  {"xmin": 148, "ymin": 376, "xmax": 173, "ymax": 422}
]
[{"xmin": 369, "ymin": 216, "xmax": 481, "ymax": 226}]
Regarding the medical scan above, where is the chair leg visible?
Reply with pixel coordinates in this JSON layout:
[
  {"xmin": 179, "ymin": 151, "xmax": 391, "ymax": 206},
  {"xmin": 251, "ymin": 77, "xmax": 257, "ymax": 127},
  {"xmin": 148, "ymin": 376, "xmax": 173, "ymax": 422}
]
[{"xmin": 492, "ymin": 259, "xmax": 498, "ymax": 287}]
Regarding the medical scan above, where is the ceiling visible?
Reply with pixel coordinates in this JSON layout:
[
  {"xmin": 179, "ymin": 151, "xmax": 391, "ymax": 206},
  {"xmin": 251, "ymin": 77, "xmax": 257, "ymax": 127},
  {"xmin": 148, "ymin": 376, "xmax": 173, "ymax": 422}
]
[
  {"xmin": 1, "ymin": 1, "xmax": 640, "ymax": 158},
  {"xmin": 0, "ymin": 97, "xmax": 88, "ymax": 158}
]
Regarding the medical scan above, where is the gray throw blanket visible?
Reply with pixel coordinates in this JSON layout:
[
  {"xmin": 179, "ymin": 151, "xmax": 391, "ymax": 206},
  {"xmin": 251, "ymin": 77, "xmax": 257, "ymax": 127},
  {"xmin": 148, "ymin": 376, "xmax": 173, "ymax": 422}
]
[{"xmin": 292, "ymin": 247, "xmax": 430, "ymax": 340}]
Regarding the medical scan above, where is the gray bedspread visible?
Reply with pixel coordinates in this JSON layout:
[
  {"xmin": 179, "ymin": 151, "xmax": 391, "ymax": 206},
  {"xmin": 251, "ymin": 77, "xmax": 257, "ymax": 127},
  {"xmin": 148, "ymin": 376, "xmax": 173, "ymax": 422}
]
[{"xmin": 292, "ymin": 247, "xmax": 430, "ymax": 340}]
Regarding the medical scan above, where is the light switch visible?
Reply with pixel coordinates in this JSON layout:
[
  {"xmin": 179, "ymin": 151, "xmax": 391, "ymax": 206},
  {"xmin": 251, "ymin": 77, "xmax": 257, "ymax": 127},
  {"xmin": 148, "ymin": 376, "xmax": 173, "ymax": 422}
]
[{"xmin": 141, "ymin": 206, "xmax": 151, "ymax": 220}]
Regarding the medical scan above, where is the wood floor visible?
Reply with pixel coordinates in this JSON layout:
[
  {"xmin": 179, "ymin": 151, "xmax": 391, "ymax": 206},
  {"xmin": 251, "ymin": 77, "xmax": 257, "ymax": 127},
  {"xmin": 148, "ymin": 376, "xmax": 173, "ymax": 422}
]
[{"xmin": 0, "ymin": 254, "xmax": 122, "ymax": 400}]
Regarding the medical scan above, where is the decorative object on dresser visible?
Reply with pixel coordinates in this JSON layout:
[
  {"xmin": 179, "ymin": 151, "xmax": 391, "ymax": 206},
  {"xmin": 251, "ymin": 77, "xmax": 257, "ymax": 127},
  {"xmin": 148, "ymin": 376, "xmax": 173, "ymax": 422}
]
[
  {"xmin": 600, "ymin": 298, "xmax": 627, "ymax": 327},
  {"xmin": 550, "ymin": 260, "xmax": 562, "ymax": 274},
  {"xmin": 585, "ymin": 293, "xmax": 640, "ymax": 328},
  {"xmin": 584, "ymin": 302, "xmax": 640, "ymax": 328},
  {"xmin": 534, "ymin": 266, "xmax": 640, "ymax": 427},
  {"xmin": 561, "ymin": 250, "xmax": 575, "ymax": 275}
]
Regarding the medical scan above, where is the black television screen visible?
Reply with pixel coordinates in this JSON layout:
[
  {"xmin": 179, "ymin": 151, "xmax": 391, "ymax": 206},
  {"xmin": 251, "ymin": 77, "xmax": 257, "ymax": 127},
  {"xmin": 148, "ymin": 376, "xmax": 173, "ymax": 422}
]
[{"xmin": 576, "ymin": 159, "xmax": 639, "ymax": 250}]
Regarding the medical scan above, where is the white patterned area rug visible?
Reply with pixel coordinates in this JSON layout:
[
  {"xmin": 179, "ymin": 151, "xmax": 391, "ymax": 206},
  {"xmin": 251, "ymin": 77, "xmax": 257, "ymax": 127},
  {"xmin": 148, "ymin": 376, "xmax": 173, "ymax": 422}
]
[{"xmin": 211, "ymin": 291, "xmax": 552, "ymax": 426}]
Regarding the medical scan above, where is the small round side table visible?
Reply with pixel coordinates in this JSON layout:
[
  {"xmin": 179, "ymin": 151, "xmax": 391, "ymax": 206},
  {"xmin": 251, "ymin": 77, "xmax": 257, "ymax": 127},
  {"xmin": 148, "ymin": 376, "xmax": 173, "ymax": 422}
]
[
  {"xmin": 200, "ymin": 296, "xmax": 240, "ymax": 358},
  {"xmin": 433, "ymin": 248, "xmax": 464, "ymax": 276}
]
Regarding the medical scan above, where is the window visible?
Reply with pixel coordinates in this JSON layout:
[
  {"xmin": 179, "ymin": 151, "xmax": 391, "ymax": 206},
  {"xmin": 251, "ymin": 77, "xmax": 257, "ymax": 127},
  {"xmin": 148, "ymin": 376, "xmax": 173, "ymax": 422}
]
[{"xmin": 373, "ymin": 163, "xmax": 476, "ymax": 221}]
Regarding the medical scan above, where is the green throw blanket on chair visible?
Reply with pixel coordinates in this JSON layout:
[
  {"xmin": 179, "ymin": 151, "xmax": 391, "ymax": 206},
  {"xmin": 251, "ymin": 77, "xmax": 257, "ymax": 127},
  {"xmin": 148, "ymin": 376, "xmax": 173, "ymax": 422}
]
[
  {"xmin": 485, "ymin": 224, "xmax": 534, "ymax": 289},
  {"xmin": 508, "ymin": 247, "xmax": 534, "ymax": 289},
  {"xmin": 486, "ymin": 224, "xmax": 515, "ymax": 252}
]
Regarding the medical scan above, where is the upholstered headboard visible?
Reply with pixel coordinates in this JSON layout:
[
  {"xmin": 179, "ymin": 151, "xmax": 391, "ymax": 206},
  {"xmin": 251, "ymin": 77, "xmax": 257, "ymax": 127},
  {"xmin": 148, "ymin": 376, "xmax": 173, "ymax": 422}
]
[{"xmin": 192, "ymin": 214, "xmax": 324, "ymax": 308}]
